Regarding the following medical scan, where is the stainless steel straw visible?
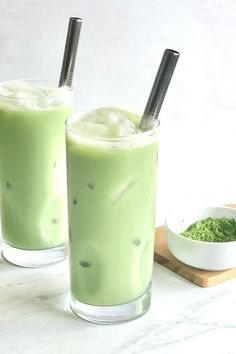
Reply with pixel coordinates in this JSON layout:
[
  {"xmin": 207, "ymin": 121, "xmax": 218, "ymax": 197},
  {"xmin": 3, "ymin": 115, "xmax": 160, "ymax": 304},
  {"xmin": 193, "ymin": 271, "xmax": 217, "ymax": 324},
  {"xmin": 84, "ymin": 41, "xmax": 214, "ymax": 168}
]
[
  {"xmin": 59, "ymin": 17, "xmax": 83, "ymax": 87},
  {"xmin": 139, "ymin": 49, "xmax": 180, "ymax": 130}
]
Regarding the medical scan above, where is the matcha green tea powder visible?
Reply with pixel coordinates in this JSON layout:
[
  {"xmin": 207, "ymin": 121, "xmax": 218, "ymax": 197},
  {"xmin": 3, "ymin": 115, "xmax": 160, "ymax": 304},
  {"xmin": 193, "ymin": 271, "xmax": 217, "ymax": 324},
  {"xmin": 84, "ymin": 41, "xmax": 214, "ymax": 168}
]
[{"xmin": 181, "ymin": 217, "xmax": 236, "ymax": 242}]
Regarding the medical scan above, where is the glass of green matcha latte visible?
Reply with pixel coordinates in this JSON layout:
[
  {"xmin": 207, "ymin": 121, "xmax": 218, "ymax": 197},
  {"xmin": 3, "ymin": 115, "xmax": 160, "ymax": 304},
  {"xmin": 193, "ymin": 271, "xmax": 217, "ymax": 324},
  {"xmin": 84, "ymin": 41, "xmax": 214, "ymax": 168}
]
[
  {"xmin": 65, "ymin": 107, "xmax": 159, "ymax": 323},
  {"xmin": 0, "ymin": 79, "xmax": 73, "ymax": 267}
]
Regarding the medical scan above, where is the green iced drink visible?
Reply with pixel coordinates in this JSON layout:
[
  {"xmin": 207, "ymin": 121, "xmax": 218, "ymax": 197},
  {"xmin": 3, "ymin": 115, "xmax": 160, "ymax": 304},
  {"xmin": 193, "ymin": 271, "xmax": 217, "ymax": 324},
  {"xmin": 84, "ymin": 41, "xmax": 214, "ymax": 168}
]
[
  {"xmin": 0, "ymin": 80, "xmax": 73, "ymax": 266},
  {"xmin": 66, "ymin": 108, "xmax": 159, "ymax": 323}
]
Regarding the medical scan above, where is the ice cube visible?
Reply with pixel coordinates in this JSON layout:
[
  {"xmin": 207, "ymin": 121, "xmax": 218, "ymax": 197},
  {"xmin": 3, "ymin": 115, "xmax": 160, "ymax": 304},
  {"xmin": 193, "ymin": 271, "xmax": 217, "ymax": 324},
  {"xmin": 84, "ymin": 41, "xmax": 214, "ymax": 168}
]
[
  {"xmin": 100, "ymin": 109, "xmax": 138, "ymax": 137},
  {"xmin": 112, "ymin": 113, "xmax": 138, "ymax": 137},
  {"xmin": 4, "ymin": 80, "xmax": 36, "ymax": 98},
  {"xmin": 112, "ymin": 179, "xmax": 137, "ymax": 205},
  {"xmin": 0, "ymin": 81, "xmax": 44, "ymax": 110},
  {"xmin": 0, "ymin": 85, "xmax": 22, "ymax": 110},
  {"xmin": 73, "ymin": 108, "xmax": 139, "ymax": 138},
  {"xmin": 0, "ymin": 86, "xmax": 13, "ymax": 98},
  {"xmin": 34, "ymin": 85, "xmax": 51, "ymax": 99},
  {"xmin": 74, "ymin": 121, "xmax": 110, "ymax": 138},
  {"xmin": 0, "ymin": 81, "xmax": 71, "ymax": 111},
  {"xmin": 37, "ymin": 85, "xmax": 71, "ymax": 110},
  {"xmin": 0, "ymin": 84, "xmax": 29, "ymax": 110},
  {"xmin": 48, "ymin": 86, "xmax": 70, "ymax": 98}
]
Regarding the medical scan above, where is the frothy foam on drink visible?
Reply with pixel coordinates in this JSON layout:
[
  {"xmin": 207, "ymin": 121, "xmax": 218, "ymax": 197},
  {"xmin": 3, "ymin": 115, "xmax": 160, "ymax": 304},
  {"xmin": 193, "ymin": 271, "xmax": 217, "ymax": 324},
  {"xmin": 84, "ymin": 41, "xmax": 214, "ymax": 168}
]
[
  {"xmin": 70, "ymin": 108, "xmax": 139, "ymax": 138},
  {"xmin": 0, "ymin": 80, "xmax": 71, "ymax": 111}
]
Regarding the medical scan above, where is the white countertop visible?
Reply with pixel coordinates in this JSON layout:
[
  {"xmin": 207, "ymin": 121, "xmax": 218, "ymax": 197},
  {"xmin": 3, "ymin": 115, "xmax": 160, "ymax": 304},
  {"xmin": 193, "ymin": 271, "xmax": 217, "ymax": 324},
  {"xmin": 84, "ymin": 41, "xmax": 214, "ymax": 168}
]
[{"xmin": 1, "ymin": 249, "xmax": 236, "ymax": 354}]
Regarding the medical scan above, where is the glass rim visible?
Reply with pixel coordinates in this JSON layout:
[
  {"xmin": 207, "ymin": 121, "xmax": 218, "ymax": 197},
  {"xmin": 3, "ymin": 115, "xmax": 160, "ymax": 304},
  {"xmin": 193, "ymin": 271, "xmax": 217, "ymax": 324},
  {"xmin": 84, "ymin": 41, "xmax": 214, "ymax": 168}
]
[
  {"xmin": 0, "ymin": 78, "xmax": 73, "ymax": 100},
  {"xmin": 65, "ymin": 109, "xmax": 160, "ymax": 144}
]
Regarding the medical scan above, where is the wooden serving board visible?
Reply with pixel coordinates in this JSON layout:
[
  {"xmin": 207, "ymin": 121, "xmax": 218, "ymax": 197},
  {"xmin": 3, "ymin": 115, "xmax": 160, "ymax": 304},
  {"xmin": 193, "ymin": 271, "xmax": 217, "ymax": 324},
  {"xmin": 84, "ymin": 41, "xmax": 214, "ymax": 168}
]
[{"xmin": 154, "ymin": 204, "xmax": 236, "ymax": 287}]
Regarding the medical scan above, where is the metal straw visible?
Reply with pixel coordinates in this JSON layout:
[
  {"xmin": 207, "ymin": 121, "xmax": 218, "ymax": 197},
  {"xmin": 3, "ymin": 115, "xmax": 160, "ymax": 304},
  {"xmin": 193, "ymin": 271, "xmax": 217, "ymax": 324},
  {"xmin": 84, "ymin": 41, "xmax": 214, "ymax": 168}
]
[
  {"xmin": 59, "ymin": 17, "xmax": 83, "ymax": 87},
  {"xmin": 139, "ymin": 49, "xmax": 180, "ymax": 130}
]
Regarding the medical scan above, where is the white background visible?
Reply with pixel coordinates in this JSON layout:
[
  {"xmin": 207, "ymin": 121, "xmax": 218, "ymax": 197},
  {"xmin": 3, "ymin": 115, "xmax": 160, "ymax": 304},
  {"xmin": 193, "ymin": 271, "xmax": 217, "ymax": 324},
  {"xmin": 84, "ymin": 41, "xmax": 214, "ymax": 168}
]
[{"xmin": 1, "ymin": 0, "xmax": 236, "ymax": 225}]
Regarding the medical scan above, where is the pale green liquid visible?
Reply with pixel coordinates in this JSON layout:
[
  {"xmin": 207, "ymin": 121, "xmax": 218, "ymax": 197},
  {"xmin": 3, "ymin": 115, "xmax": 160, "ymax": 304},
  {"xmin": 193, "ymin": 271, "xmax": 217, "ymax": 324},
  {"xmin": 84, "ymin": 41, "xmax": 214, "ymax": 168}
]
[
  {"xmin": 66, "ymin": 113, "xmax": 158, "ymax": 306},
  {"xmin": 0, "ymin": 104, "xmax": 72, "ymax": 250}
]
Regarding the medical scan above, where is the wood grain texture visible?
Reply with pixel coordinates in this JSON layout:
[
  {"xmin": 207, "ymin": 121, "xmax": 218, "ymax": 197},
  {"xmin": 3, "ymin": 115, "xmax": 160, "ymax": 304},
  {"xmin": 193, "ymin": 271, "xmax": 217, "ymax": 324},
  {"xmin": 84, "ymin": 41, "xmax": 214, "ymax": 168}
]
[{"xmin": 154, "ymin": 204, "xmax": 236, "ymax": 287}]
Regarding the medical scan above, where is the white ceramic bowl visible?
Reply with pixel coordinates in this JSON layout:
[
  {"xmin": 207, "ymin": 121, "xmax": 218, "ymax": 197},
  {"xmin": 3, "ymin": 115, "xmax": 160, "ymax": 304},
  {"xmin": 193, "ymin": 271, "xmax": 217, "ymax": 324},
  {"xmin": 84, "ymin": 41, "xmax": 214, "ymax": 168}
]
[{"xmin": 165, "ymin": 206, "xmax": 236, "ymax": 271}]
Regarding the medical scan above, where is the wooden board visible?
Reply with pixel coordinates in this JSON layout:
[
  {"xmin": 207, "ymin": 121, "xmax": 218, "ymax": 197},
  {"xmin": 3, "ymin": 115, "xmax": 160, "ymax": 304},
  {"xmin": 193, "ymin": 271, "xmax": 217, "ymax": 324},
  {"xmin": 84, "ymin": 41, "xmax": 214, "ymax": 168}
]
[{"xmin": 154, "ymin": 204, "xmax": 236, "ymax": 287}]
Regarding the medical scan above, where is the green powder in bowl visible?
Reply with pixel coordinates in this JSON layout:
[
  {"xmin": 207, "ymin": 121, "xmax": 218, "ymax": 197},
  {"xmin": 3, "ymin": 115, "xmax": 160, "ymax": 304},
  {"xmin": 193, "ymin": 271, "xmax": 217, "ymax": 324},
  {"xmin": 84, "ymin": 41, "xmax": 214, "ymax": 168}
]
[{"xmin": 181, "ymin": 217, "xmax": 236, "ymax": 242}]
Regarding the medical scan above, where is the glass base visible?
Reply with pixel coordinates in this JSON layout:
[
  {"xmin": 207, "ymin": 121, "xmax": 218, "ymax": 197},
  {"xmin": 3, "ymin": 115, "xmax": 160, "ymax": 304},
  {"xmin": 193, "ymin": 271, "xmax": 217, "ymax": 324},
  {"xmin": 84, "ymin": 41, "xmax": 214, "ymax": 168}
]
[
  {"xmin": 1, "ymin": 241, "xmax": 68, "ymax": 267},
  {"xmin": 70, "ymin": 283, "xmax": 151, "ymax": 324}
]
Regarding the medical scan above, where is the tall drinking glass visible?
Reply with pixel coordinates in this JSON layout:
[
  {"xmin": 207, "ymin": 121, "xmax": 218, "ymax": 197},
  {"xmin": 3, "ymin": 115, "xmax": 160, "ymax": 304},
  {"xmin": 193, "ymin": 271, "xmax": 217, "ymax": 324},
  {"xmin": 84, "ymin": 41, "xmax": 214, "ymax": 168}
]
[
  {"xmin": 66, "ymin": 108, "xmax": 159, "ymax": 324},
  {"xmin": 0, "ymin": 79, "xmax": 73, "ymax": 267}
]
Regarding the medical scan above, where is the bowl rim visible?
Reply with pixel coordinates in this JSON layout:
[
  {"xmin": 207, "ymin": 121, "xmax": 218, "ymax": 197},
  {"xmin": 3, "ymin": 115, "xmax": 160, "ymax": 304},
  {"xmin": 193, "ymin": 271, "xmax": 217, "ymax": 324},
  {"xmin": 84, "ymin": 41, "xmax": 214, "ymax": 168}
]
[{"xmin": 165, "ymin": 205, "xmax": 236, "ymax": 245}]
